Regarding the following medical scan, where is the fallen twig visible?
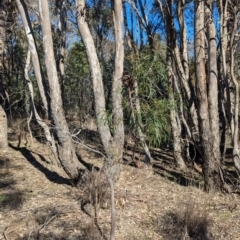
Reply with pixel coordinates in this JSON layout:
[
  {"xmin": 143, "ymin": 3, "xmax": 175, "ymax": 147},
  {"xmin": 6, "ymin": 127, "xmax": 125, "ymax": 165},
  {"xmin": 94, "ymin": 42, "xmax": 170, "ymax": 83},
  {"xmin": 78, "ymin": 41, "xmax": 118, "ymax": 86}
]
[
  {"xmin": 38, "ymin": 214, "xmax": 57, "ymax": 233},
  {"xmin": 3, "ymin": 227, "xmax": 9, "ymax": 240}
]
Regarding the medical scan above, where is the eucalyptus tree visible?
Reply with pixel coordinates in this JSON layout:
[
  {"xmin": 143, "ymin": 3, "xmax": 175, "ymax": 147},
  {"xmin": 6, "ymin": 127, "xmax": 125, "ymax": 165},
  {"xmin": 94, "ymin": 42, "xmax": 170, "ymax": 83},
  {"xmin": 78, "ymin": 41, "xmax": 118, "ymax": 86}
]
[
  {"xmin": 38, "ymin": 0, "xmax": 88, "ymax": 180},
  {"xmin": 0, "ymin": 105, "xmax": 7, "ymax": 149},
  {"xmin": 228, "ymin": 3, "xmax": 240, "ymax": 176},
  {"xmin": 155, "ymin": 0, "xmax": 195, "ymax": 169},
  {"xmin": 0, "ymin": 0, "xmax": 8, "ymax": 149},
  {"xmin": 76, "ymin": 0, "xmax": 124, "ymax": 180},
  {"xmin": 55, "ymin": 0, "xmax": 67, "ymax": 104},
  {"xmin": 217, "ymin": 0, "xmax": 240, "ymax": 176},
  {"xmin": 194, "ymin": 0, "xmax": 223, "ymax": 191},
  {"xmin": 0, "ymin": 0, "xmax": 8, "ymax": 108},
  {"xmin": 165, "ymin": 0, "xmax": 186, "ymax": 168},
  {"xmin": 17, "ymin": 0, "xmax": 88, "ymax": 181}
]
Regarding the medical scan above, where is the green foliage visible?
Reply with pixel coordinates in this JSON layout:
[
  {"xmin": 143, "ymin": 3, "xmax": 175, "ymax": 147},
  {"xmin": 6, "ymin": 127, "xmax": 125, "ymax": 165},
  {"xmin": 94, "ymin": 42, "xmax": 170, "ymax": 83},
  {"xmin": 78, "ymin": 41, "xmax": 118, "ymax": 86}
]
[
  {"xmin": 125, "ymin": 51, "xmax": 172, "ymax": 147},
  {"xmin": 141, "ymin": 99, "xmax": 172, "ymax": 147},
  {"xmin": 64, "ymin": 41, "xmax": 93, "ymax": 118}
]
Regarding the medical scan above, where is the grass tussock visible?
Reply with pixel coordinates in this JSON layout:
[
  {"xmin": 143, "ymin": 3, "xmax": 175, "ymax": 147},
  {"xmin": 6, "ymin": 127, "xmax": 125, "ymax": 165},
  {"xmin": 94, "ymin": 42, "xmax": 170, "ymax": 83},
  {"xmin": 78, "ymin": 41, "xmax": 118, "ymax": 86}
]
[
  {"xmin": 0, "ymin": 191, "xmax": 25, "ymax": 210},
  {"xmin": 79, "ymin": 170, "xmax": 109, "ymax": 214},
  {"xmin": 161, "ymin": 203, "xmax": 213, "ymax": 240}
]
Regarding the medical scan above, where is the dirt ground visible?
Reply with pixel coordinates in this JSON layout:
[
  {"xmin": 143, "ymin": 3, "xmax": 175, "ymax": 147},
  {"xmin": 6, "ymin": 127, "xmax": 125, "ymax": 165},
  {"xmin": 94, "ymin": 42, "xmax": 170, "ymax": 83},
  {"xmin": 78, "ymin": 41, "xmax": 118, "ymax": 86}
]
[{"xmin": 0, "ymin": 132, "xmax": 240, "ymax": 240}]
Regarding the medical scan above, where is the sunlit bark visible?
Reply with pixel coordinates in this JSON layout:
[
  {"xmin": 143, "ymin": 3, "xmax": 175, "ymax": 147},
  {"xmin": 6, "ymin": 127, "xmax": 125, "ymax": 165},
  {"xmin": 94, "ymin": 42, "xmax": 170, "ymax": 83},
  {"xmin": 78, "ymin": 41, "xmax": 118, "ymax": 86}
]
[
  {"xmin": 39, "ymin": 0, "xmax": 87, "ymax": 180},
  {"xmin": 166, "ymin": 0, "xmax": 186, "ymax": 169},
  {"xmin": 205, "ymin": 1, "xmax": 220, "ymax": 163},
  {"xmin": 195, "ymin": 0, "xmax": 222, "ymax": 191},
  {"xmin": 229, "ymin": 5, "xmax": 240, "ymax": 176},
  {"xmin": 76, "ymin": 0, "xmax": 124, "ymax": 180}
]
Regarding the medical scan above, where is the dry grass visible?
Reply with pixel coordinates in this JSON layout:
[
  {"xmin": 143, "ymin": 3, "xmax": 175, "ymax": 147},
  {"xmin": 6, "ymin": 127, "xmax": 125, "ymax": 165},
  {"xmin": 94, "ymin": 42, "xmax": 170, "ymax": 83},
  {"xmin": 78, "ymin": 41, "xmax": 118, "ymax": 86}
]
[
  {"xmin": 160, "ymin": 203, "xmax": 212, "ymax": 239},
  {"xmin": 0, "ymin": 132, "xmax": 240, "ymax": 240}
]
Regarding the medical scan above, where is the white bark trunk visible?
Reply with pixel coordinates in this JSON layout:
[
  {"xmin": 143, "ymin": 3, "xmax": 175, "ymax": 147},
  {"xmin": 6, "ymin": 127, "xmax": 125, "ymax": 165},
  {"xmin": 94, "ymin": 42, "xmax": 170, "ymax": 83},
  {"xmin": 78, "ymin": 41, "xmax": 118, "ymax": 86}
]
[
  {"xmin": 229, "ymin": 6, "xmax": 240, "ymax": 176},
  {"xmin": 76, "ymin": 0, "xmax": 124, "ymax": 181},
  {"xmin": 112, "ymin": 0, "xmax": 124, "ymax": 153},
  {"xmin": 39, "ymin": 0, "xmax": 87, "ymax": 180},
  {"xmin": 0, "ymin": 105, "xmax": 7, "ymax": 149},
  {"xmin": 16, "ymin": 0, "xmax": 49, "ymax": 117},
  {"xmin": 205, "ymin": 2, "xmax": 220, "ymax": 161},
  {"xmin": 166, "ymin": 0, "xmax": 186, "ymax": 169}
]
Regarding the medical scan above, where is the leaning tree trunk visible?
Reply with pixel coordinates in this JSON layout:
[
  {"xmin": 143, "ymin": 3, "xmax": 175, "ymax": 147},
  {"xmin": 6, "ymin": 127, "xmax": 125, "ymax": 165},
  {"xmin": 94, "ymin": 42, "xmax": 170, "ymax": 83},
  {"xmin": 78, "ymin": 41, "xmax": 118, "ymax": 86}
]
[
  {"xmin": 76, "ymin": 0, "xmax": 124, "ymax": 181},
  {"xmin": 16, "ymin": 0, "xmax": 58, "ymax": 152},
  {"xmin": 16, "ymin": 0, "xmax": 49, "ymax": 117},
  {"xmin": 39, "ymin": 0, "xmax": 87, "ymax": 181}
]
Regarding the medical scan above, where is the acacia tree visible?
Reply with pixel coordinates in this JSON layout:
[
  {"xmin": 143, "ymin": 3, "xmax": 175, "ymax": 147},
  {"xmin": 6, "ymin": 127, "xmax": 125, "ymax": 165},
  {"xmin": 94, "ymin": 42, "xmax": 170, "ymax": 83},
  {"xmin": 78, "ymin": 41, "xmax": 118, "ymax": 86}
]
[{"xmin": 76, "ymin": 0, "xmax": 124, "ymax": 180}]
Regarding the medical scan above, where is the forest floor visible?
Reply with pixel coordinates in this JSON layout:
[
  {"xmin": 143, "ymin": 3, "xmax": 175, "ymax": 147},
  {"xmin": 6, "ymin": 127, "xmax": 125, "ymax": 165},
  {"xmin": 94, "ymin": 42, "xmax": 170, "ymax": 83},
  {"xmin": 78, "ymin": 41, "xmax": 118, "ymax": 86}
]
[{"xmin": 0, "ymin": 124, "xmax": 240, "ymax": 239}]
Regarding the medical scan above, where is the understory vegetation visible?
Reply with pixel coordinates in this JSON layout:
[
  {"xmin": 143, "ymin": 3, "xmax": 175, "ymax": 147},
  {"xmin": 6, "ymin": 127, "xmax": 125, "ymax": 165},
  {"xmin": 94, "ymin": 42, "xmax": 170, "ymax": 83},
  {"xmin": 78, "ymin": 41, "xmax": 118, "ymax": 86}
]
[{"xmin": 0, "ymin": 0, "xmax": 240, "ymax": 239}]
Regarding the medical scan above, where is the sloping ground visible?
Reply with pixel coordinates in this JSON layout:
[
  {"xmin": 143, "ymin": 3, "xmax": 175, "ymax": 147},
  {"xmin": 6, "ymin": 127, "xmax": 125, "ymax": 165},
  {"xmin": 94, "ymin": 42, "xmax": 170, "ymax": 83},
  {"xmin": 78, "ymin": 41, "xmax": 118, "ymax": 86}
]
[{"xmin": 0, "ymin": 138, "xmax": 240, "ymax": 240}]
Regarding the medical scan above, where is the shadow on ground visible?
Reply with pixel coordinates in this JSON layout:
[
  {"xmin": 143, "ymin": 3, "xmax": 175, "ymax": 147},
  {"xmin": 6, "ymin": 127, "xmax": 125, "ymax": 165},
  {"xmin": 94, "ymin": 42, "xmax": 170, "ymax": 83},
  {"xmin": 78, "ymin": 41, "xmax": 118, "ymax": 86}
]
[
  {"xmin": 9, "ymin": 144, "xmax": 72, "ymax": 186},
  {"xmin": 0, "ymin": 156, "xmax": 25, "ymax": 210},
  {"xmin": 0, "ymin": 191, "xmax": 25, "ymax": 210}
]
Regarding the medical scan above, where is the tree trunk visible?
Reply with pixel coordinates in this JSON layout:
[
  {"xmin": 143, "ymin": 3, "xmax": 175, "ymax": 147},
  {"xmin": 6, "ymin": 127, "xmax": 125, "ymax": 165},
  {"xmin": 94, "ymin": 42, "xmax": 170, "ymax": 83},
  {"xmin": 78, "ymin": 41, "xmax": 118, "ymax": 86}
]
[
  {"xmin": 0, "ymin": 0, "xmax": 8, "ymax": 110},
  {"xmin": 166, "ymin": 0, "xmax": 186, "ymax": 169},
  {"xmin": 56, "ymin": 0, "xmax": 66, "ymax": 105},
  {"xmin": 16, "ymin": 0, "xmax": 49, "ymax": 117},
  {"xmin": 218, "ymin": 0, "xmax": 228, "ymax": 158},
  {"xmin": 17, "ymin": 0, "xmax": 61, "ymax": 167},
  {"xmin": 205, "ymin": 1, "xmax": 220, "ymax": 163},
  {"xmin": 229, "ymin": 6, "xmax": 240, "ymax": 176},
  {"xmin": 24, "ymin": 48, "xmax": 60, "ymax": 164},
  {"xmin": 0, "ymin": 105, "xmax": 7, "ymax": 149},
  {"xmin": 76, "ymin": 0, "xmax": 124, "ymax": 181},
  {"xmin": 123, "ymin": 6, "xmax": 151, "ymax": 163},
  {"xmin": 111, "ymin": 0, "xmax": 125, "ymax": 177},
  {"xmin": 39, "ymin": 0, "xmax": 87, "ymax": 181},
  {"xmin": 195, "ymin": 0, "xmax": 221, "ymax": 191},
  {"xmin": 175, "ymin": 0, "xmax": 199, "ymax": 135},
  {"xmin": 0, "ymin": 0, "xmax": 8, "ymax": 149}
]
